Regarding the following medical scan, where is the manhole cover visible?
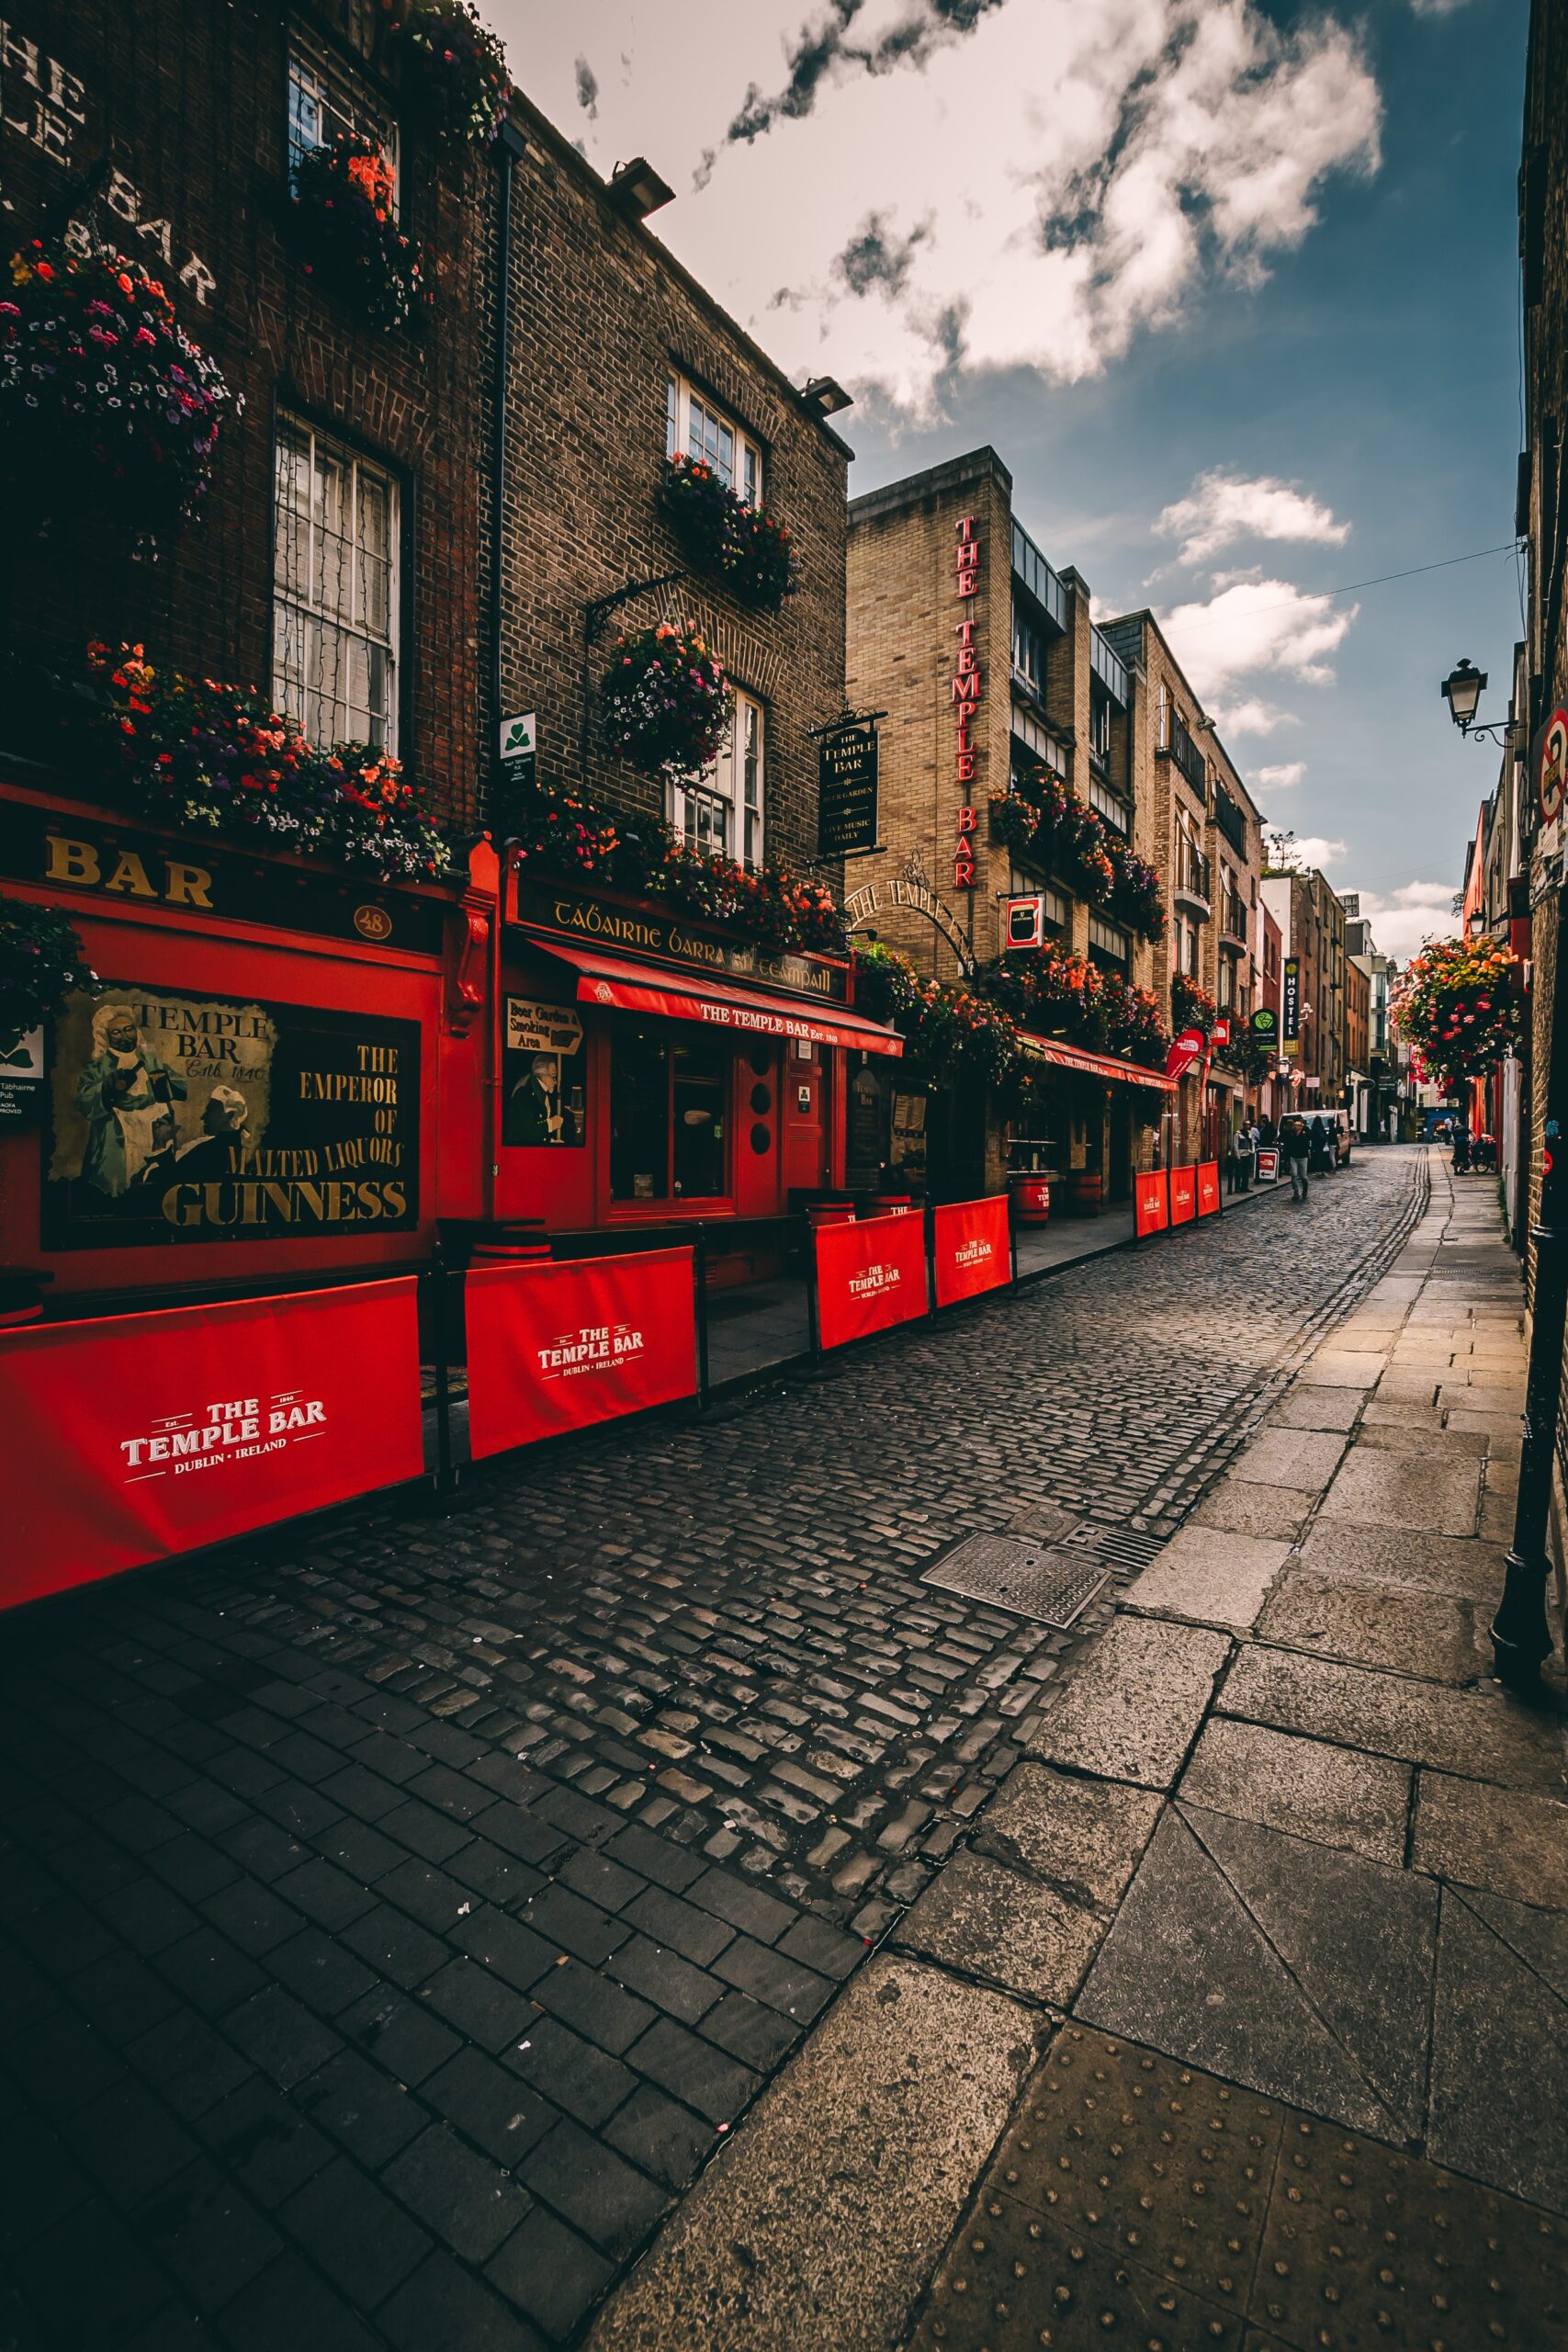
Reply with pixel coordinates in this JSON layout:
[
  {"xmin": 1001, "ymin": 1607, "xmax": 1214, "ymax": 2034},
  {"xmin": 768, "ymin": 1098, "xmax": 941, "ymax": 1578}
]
[{"xmin": 922, "ymin": 1532, "xmax": 1110, "ymax": 1627}]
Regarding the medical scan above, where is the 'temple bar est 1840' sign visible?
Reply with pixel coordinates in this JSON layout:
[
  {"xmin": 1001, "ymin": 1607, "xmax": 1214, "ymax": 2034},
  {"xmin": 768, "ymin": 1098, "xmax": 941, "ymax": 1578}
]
[{"xmin": 818, "ymin": 724, "xmax": 879, "ymax": 856}]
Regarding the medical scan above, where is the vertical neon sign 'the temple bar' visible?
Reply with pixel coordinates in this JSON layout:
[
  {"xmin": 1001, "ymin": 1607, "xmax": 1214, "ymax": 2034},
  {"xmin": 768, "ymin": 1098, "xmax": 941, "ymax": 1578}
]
[{"xmin": 952, "ymin": 514, "xmax": 981, "ymax": 890}]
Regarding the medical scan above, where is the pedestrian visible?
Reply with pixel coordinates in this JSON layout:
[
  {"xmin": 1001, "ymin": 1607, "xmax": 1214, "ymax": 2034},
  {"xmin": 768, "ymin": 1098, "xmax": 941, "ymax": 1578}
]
[
  {"xmin": 1452, "ymin": 1116, "xmax": 1471, "ymax": 1176},
  {"xmin": 1308, "ymin": 1113, "xmax": 1333, "ymax": 1176},
  {"xmin": 1283, "ymin": 1114, "xmax": 1311, "ymax": 1203},
  {"xmin": 1232, "ymin": 1112, "xmax": 1255, "ymax": 1193},
  {"xmin": 1258, "ymin": 1113, "xmax": 1276, "ymax": 1149}
]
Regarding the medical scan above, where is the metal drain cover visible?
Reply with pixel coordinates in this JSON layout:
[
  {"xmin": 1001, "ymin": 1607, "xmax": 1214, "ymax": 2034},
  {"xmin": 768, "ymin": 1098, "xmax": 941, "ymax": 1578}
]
[
  {"xmin": 1066, "ymin": 1519, "xmax": 1167, "ymax": 1572},
  {"xmin": 923, "ymin": 1532, "xmax": 1110, "ymax": 1627}
]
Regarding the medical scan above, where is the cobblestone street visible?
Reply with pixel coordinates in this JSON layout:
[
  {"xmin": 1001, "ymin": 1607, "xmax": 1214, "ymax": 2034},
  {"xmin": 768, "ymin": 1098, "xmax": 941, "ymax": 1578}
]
[{"xmin": 0, "ymin": 1155, "xmax": 1428, "ymax": 2351}]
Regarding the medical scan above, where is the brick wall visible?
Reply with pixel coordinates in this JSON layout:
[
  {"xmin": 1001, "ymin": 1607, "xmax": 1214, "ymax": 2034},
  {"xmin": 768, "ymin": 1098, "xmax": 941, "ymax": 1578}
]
[
  {"xmin": 0, "ymin": 0, "xmax": 491, "ymax": 826},
  {"xmin": 490, "ymin": 97, "xmax": 850, "ymax": 880}
]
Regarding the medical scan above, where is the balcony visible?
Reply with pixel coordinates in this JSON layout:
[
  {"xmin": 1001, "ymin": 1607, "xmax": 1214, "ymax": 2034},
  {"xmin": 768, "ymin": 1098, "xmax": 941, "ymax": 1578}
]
[
  {"xmin": 1160, "ymin": 710, "xmax": 1208, "ymax": 797},
  {"xmin": 1010, "ymin": 521, "xmax": 1068, "ymax": 631},
  {"xmin": 1213, "ymin": 783, "xmax": 1248, "ymax": 857},
  {"xmin": 1220, "ymin": 894, "xmax": 1248, "ymax": 946},
  {"xmin": 1173, "ymin": 844, "xmax": 1212, "ymax": 919}
]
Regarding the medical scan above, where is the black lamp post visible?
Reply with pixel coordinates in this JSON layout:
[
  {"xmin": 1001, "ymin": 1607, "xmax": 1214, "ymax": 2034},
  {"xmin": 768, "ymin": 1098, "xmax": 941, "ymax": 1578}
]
[{"xmin": 1440, "ymin": 657, "xmax": 1562, "ymax": 1686}]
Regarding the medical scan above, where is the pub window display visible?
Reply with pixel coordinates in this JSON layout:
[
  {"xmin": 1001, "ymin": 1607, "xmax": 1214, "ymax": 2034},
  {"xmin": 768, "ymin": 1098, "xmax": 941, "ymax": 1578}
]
[
  {"xmin": 610, "ymin": 1031, "xmax": 728, "ymax": 1203},
  {"xmin": 502, "ymin": 1001, "xmax": 586, "ymax": 1148}
]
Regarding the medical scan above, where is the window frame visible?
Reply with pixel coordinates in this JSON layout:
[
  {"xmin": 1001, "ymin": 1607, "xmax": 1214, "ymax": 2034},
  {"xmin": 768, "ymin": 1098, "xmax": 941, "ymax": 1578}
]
[
  {"xmin": 271, "ymin": 409, "xmax": 401, "ymax": 754},
  {"xmin": 671, "ymin": 686, "xmax": 764, "ymax": 869},
  {"xmin": 609, "ymin": 1028, "xmax": 733, "ymax": 1208},
  {"xmin": 666, "ymin": 370, "xmax": 763, "ymax": 505},
  {"xmin": 286, "ymin": 24, "xmax": 400, "ymax": 204}
]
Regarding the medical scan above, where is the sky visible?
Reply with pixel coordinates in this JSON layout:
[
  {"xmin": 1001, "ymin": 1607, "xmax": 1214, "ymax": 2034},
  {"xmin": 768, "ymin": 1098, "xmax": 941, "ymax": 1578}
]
[{"xmin": 496, "ymin": 0, "xmax": 1529, "ymax": 963}]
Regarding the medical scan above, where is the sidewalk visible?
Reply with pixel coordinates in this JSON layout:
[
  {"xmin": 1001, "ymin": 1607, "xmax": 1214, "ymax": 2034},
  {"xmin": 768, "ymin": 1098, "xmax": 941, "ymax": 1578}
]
[{"xmin": 587, "ymin": 1156, "xmax": 1568, "ymax": 2351}]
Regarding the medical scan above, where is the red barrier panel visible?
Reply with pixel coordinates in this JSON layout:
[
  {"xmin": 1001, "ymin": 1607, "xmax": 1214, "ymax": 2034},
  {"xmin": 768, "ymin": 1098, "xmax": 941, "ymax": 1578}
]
[
  {"xmin": 1197, "ymin": 1160, "xmax": 1222, "ymax": 1216},
  {"xmin": 2, "ymin": 1279, "xmax": 423, "ymax": 1612},
  {"xmin": 815, "ymin": 1209, "xmax": 930, "ymax": 1350},
  {"xmin": 466, "ymin": 1249, "xmax": 696, "ymax": 1461},
  {"xmin": 1134, "ymin": 1171, "xmax": 1169, "ymax": 1238},
  {"xmin": 1169, "ymin": 1165, "xmax": 1198, "ymax": 1225},
  {"xmin": 933, "ymin": 1195, "xmax": 1011, "ymax": 1308}
]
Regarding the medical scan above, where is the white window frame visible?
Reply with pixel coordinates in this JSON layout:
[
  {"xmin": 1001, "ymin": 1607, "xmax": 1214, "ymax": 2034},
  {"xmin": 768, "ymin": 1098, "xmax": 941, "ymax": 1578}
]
[
  {"xmin": 672, "ymin": 688, "xmax": 764, "ymax": 869},
  {"xmin": 287, "ymin": 26, "xmax": 400, "ymax": 202},
  {"xmin": 272, "ymin": 413, "xmax": 400, "ymax": 752},
  {"xmin": 666, "ymin": 371, "xmax": 763, "ymax": 505}
]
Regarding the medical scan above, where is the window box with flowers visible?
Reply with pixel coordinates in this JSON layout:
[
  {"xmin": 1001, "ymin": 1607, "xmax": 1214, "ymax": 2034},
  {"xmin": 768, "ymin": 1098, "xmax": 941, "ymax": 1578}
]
[
  {"xmin": 86, "ymin": 643, "xmax": 451, "ymax": 881},
  {"xmin": 291, "ymin": 132, "xmax": 424, "ymax": 331},
  {"xmin": 382, "ymin": 0, "xmax": 512, "ymax": 147},
  {"xmin": 0, "ymin": 237, "xmax": 233, "ymax": 540},
  {"xmin": 660, "ymin": 456, "xmax": 799, "ymax": 614}
]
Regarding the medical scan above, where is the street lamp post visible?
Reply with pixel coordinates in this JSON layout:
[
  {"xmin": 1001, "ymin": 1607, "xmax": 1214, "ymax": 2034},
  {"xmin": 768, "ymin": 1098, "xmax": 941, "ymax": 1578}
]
[{"xmin": 1441, "ymin": 658, "xmax": 1562, "ymax": 1687}]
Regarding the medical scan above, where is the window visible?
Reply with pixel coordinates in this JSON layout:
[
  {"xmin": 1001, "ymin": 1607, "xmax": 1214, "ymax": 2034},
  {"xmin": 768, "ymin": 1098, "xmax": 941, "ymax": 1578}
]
[
  {"xmin": 1011, "ymin": 599, "xmax": 1047, "ymax": 694},
  {"xmin": 1089, "ymin": 914, "xmax": 1131, "ymax": 970},
  {"xmin": 287, "ymin": 28, "xmax": 398, "ymax": 198},
  {"xmin": 1175, "ymin": 918, "xmax": 1201, "ymax": 978},
  {"xmin": 672, "ymin": 689, "xmax": 763, "ymax": 867},
  {"xmin": 610, "ymin": 1030, "xmax": 729, "ymax": 1203},
  {"xmin": 273, "ymin": 414, "xmax": 399, "ymax": 751},
  {"xmin": 1217, "ymin": 954, "xmax": 1235, "ymax": 1012},
  {"xmin": 1089, "ymin": 679, "xmax": 1112, "ymax": 768},
  {"xmin": 1011, "ymin": 872, "xmax": 1069, "ymax": 933},
  {"xmin": 1087, "ymin": 774, "xmax": 1127, "ymax": 832},
  {"xmin": 1011, "ymin": 709, "xmax": 1066, "ymax": 775},
  {"xmin": 666, "ymin": 372, "xmax": 762, "ymax": 504}
]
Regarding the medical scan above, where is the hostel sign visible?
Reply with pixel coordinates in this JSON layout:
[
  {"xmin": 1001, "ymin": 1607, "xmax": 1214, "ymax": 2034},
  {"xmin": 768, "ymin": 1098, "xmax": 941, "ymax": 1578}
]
[{"xmin": 1281, "ymin": 956, "xmax": 1301, "ymax": 1057}]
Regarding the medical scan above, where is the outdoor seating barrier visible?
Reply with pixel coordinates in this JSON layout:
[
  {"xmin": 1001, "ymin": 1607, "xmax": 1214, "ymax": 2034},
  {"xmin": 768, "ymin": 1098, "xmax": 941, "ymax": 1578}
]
[
  {"xmin": 1197, "ymin": 1159, "xmax": 1222, "ymax": 1216},
  {"xmin": 809, "ymin": 1206, "xmax": 931, "ymax": 1354},
  {"xmin": 1, "ymin": 1277, "xmax": 425, "ymax": 1612},
  {"xmin": 931, "ymin": 1194, "xmax": 1014, "ymax": 1309},
  {"xmin": 463, "ymin": 1246, "xmax": 698, "ymax": 1462},
  {"xmin": 1134, "ymin": 1170, "xmax": 1170, "ymax": 1238},
  {"xmin": 1169, "ymin": 1164, "xmax": 1198, "ymax": 1226}
]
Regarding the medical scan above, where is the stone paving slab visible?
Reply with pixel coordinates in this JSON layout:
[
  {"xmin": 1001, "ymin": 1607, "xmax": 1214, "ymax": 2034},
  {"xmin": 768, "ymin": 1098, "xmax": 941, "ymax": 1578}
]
[
  {"xmin": 1292, "ymin": 1519, "xmax": 1508, "ymax": 1601},
  {"xmin": 1319, "ymin": 1447, "xmax": 1482, "ymax": 1534},
  {"xmin": 1412, "ymin": 1770, "xmax": 1568, "ymax": 1907},
  {"xmin": 1220, "ymin": 1645, "xmax": 1568, "ymax": 1792},
  {"xmin": 1355, "ymin": 1419, "xmax": 1489, "ymax": 1457},
  {"xmin": 1179, "ymin": 1714, "xmax": 1411, "ymax": 1865},
  {"xmin": 1076, "ymin": 1812, "xmax": 1398, "ymax": 2135},
  {"xmin": 1299, "ymin": 1353, "xmax": 1384, "ymax": 1388},
  {"xmin": 1466, "ymin": 1883, "xmax": 1568, "ymax": 2000},
  {"xmin": 1227, "ymin": 1429, "xmax": 1348, "ymax": 1490},
  {"xmin": 1190, "ymin": 1479, "xmax": 1316, "ymax": 1540},
  {"xmin": 1258, "ymin": 1568, "xmax": 1479, "ymax": 1685},
  {"xmin": 1122, "ymin": 1525, "xmax": 1291, "ymax": 1632},
  {"xmin": 1029, "ymin": 1617, "xmax": 1233, "ymax": 1791},
  {"xmin": 1427, "ymin": 1888, "xmax": 1568, "ymax": 2213},
  {"xmin": 969, "ymin": 1763, "xmax": 1162, "ymax": 1911},
  {"xmin": 1269, "ymin": 1386, "xmax": 1365, "ymax": 1431},
  {"xmin": 584, "ymin": 1957, "xmax": 1034, "ymax": 2352},
  {"xmin": 891, "ymin": 1847, "xmax": 1111, "ymax": 2005}
]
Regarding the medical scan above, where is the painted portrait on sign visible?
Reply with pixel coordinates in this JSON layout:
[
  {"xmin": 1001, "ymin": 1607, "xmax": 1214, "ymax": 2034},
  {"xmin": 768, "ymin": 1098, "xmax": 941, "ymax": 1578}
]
[
  {"xmin": 45, "ymin": 981, "xmax": 417, "ymax": 1248},
  {"xmin": 502, "ymin": 998, "xmax": 585, "ymax": 1148}
]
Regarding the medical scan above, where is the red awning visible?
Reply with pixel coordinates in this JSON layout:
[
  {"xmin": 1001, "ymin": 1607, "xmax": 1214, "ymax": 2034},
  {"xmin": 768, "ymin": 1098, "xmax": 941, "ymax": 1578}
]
[
  {"xmin": 1019, "ymin": 1032, "xmax": 1178, "ymax": 1093},
  {"xmin": 521, "ymin": 933, "xmax": 904, "ymax": 1057}
]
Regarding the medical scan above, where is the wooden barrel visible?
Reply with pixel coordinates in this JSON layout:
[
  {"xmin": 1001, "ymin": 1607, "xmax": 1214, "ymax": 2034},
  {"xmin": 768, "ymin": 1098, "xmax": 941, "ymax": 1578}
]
[
  {"xmin": 1070, "ymin": 1170, "xmax": 1103, "ymax": 1217},
  {"xmin": 807, "ymin": 1202, "xmax": 856, "ymax": 1227},
  {"xmin": 867, "ymin": 1193, "xmax": 913, "ymax": 1217},
  {"xmin": 1009, "ymin": 1174, "xmax": 1051, "ymax": 1226}
]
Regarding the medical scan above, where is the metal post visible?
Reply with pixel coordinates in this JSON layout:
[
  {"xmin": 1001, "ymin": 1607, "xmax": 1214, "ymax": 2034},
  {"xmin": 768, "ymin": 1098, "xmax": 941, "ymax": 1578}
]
[
  {"xmin": 807, "ymin": 1218, "xmax": 823, "ymax": 1370},
  {"xmin": 694, "ymin": 1223, "xmax": 710, "ymax": 1405},
  {"xmin": 1492, "ymin": 891, "xmax": 1568, "ymax": 1686},
  {"xmin": 432, "ymin": 1268, "xmax": 460, "ymax": 1500},
  {"xmin": 926, "ymin": 1201, "xmax": 938, "ymax": 1319}
]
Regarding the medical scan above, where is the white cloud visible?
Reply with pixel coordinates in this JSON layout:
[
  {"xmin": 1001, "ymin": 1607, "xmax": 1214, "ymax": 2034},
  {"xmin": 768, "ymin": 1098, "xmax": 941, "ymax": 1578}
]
[
  {"xmin": 1211, "ymin": 695, "xmax": 1297, "ymax": 737},
  {"xmin": 1156, "ymin": 469, "xmax": 1350, "ymax": 565},
  {"xmin": 1344, "ymin": 881, "xmax": 1461, "ymax": 963},
  {"xmin": 503, "ymin": 0, "xmax": 1382, "ymax": 415},
  {"xmin": 1266, "ymin": 831, "xmax": 1348, "ymax": 872},
  {"xmin": 1161, "ymin": 575, "xmax": 1358, "ymax": 692},
  {"xmin": 1255, "ymin": 760, "xmax": 1305, "ymax": 788}
]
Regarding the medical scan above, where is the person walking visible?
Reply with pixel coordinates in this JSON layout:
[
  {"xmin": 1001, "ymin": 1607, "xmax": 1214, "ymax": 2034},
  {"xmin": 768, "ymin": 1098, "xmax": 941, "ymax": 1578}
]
[
  {"xmin": 1452, "ymin": 1115, "xmax": 1471, "ymax": 1176},
  {"xmin": 1308, "ymin": 1113, "xmax": 1333, "ymax": 1176},
  {"xmin": 1232, "ymin": 1113, "xmax": 1256, "ymax": 1194},
  {"xmin": 1283, "ymin": 1113, "xmax": 1311, "ymax": 1203}
]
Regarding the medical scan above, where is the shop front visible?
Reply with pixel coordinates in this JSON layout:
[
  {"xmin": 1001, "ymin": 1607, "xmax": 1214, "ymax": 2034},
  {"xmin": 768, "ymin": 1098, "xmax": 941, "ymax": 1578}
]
[
  {"xmin": 493, "ymin": 868, "xmax": 903, "ymax": 1269},
  {"xmin": 1010, "ymin": 1034, "xmax": 1176, "ymax": 1218},
  {"xmin": 0, "ymin": 782, "xmax": 494, "ymax": 1318}
]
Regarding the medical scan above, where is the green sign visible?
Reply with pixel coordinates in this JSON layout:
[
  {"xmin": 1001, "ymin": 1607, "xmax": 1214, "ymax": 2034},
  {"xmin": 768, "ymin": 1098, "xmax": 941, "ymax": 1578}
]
[{"xmin": 499, "ymin": 712, "xmax": 536, "ymax": 786}]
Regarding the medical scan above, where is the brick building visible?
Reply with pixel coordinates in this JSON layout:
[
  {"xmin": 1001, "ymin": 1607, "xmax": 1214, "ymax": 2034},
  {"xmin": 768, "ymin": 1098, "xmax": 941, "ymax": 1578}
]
[
  {"xmin": 487, "ymin": 99, "xmax": 877, "ymax": 1258},
  {"xmin": 1262, "ymin": 865, "xmax": 1348, "ymax": 1111},
  {"xmin": 0, "ymin": 0, "xmax": 501, "ymax": 1314},
  {"xmin": 843, "ymin": 447, "xmax": 1171, "ymax": 1206},
  {"xmin": 1098, "ymin": 612, "xmax": 1266, "ymax": 1157}
]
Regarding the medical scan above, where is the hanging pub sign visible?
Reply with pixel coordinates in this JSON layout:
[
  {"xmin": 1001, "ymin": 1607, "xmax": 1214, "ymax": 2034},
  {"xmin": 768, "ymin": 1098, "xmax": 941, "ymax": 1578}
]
[
  {"xmin": 1281, "ymin": 957, "xmax": 1301, "ymax": 1057},
  {"xmin": 818, "ymin": 723, "xmax": 879, "ymax": 856},
  {"xmin": 43, "ymin": 978, "xmax": 420, "ymax": 1250},
  {"xmin": 1004, "ymin": 894, "xmax": 1045, "ymax": 950},
  {"xmin": 1249, "ymin": 1005, "xmax": 1279, "ymax": 1046}
]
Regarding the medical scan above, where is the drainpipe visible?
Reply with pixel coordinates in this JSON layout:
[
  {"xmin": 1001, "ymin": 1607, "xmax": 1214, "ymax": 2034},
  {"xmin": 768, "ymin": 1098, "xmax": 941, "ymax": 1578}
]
[{"xmin": 488, "ymin": 119, "xmax": 528, "ymax": 820}]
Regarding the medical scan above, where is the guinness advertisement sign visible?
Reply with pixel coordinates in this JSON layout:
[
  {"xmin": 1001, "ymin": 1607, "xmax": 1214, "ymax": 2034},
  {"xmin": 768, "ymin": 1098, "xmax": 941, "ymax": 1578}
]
[{"xmin": 512, "ymin": 879, "xmax": 851, "ymax": 1004}]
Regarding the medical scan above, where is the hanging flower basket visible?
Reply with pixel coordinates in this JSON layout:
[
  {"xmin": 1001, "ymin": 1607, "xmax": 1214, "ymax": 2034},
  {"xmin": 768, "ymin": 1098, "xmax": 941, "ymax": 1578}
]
[
  {"xmin": 292, "ymin": 133, "xmax": 424, "ymax": 331},
  {"xmin": 383, "ymin": 0, "xmax": 511, "ymax": 146},
  {"xmin": 0, "ymin": 892, "xmax": 93, "ymax": 1037},
  {"xmin": 1171, "ymin": 973, "xmax": 1218, "ymax": 1038},
  {"xmin": 600, "ymin": 622, "xmax": 730, "ymax": 783},
  {"xmin": 660, "ymin": 457, "xmax": 800, "ymax": 612},
  {"xmin": 1393, "ymin": 936, "xmax": 1522, "ymax": 1089},
  {"xmin": 0, "ymin": 237, "xmax": 234, "ymax": 537},
  {"xmin": 86, "ymin": 643, "xmax": 451, "ymax": 880}
]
